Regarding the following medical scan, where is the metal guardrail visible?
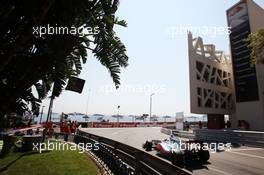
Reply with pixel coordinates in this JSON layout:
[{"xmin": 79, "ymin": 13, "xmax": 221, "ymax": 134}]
[
  {"xmin": 163, "ymin": 128, "xmax": 264, "ymax": 147},
  {"xmin": 75, "ymin": 130, "xmax": 190, "ymax": 175},
  {"xmin": 161, "ymin": 128, "xmax": 195, "ymax": 140},
  {"xmin": 171, "ymin": 130, "xmax": 195, "ymax": 139},
  {"xmin": 194, "ymin": 129, "xmax": 264, "ymax": 147},
  {"xmin": 160, "ymin": 128, "xmax": 172, "ymax": 135}
]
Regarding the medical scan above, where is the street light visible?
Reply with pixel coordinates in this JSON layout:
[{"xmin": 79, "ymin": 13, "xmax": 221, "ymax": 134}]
[
  {"xmin": 39, "ymin": 105, "xmax": 45, "ymax": 124},
  {"xmin": 149, "ymin": 93, "xmax": 155, "ymax": 123},
  {"xmin": 117, "ymin": 105, "xmax": 120, "ymax": 123}
]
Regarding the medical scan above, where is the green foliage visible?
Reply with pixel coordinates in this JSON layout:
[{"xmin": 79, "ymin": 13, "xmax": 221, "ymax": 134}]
[
  {"xmin": 247, "ymin": 28, "xmax": 264, "ymax": 64},
  {"xmin": 0, "ymin": 0, "xmax": 128, "ymax": 125}
]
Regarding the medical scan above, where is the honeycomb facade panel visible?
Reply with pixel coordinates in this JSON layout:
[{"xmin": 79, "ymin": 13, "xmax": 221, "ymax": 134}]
[{"xmin": 188, "ymin": 33, "xmax": 234, "ymax": 115}]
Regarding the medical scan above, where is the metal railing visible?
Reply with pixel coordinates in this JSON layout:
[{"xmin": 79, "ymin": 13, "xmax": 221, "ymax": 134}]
[
  {"xmin": 75, "ymin": 130, "xmax": 190, "ymax": 175},
  {"xmin": 160, "ymin": 128, "xmax": 172, "ymax": 135},
  {"xmin": 163, "ymin": 128, "xmax": 264, "ymax": 147},
  {"xmin": 171, "ymin": 130, "xmax": 195, "ymax": 139},
  {"xmin": 194, "ymin": 129, "xmax": 264, "ymax": 147},
  {"xmin": 161, "ymin": 128, "xmax": 195, "ymax": 139}
]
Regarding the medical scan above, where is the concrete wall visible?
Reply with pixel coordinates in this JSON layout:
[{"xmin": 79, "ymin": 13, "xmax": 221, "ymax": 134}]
[{"xmin": 247, "ymin": 0, "xmax": 264, "ymax": 33}]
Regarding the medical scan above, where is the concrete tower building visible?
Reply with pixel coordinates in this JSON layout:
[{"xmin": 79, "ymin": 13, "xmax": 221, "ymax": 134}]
[
  {"xmin": 227, "ymin": 0, "xmax": 264, "ymax": 131},
  {"xmin": 188, "ymin": 0, "xmax": 264, "ymax": 131}
]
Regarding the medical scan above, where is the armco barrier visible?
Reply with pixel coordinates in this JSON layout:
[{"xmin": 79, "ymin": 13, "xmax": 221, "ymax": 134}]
[
  {"xmin": 161, "ymin": 128, "xmax": 195, "ymax": 139},
  {"xmin": 90, "ymin": 122, "xmax": 176, "ymax": 128},
  {"xmin": 194, "ymin": 129, "xmax": 264, "ymax": 147},
  {"xmin": 162, "ymin": 128, "xmax": 264, "ymax": 147},
  {"xmin": 171, "ymin": 130, "xmax": 195, "ymax": 139},
  {"xmin": 75, "ymin": 130, "xmax": 190, "ymax": 175},
  {"xmin": 161, "ymin": 128, "xmax": 172, "ymax": 135}
]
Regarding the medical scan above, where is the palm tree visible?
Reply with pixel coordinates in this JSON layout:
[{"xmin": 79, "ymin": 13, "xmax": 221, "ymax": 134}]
[{"xmin": 0, "ymin": 0, "xmax": 128, "ymax": 131}]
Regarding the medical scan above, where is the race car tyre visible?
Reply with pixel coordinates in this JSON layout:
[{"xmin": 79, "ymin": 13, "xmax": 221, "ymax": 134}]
[
  {"xmin": 171, "ymin": 153, "xmax": 185, "ymax": 166},
  {"xmin": 199, "ymin": 150, "xmax": 210, "ymax": 163},
  {"xmin": 143, "ymin": 141, "xmax": 152, "ymax": 151}
]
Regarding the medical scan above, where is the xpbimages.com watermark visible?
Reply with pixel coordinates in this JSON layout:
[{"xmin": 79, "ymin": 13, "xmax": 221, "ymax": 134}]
[
  {"xmin": 166, "ymin": 140, "xmax": 232, "ymax": 154},
  {"xmin": 98, "ymin": 84, "xmax": 167, "ymax": 95},
  {"xmin": 32, "ymin": 24, "xmax": 100, "ymax": 37},
  {"xmin": 32, "ymin": 141, "xmax": 99, "ymax": 153},
  {"xmin": 172, "ymin": 141, "xmax": 231, "ymax": 153},
  {"xmin": 166, "ymin": 25, "xmax": 231, "ymax": 38}
]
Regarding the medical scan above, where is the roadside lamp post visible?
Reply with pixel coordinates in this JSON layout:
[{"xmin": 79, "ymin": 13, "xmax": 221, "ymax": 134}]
[
  {"xmin": 39, "ymin": 106, "xmax": 45, "ymax": 124},
  {"xmin": 149, "ymin": 93, "xmax": 155, "ymax": 123},
  {"xmin": 117, "ymin": 105, "xmax": 120, "ymax": 123}
]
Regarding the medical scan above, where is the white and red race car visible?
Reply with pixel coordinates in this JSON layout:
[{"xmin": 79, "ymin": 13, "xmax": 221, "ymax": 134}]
[{"xmin": 143, "ymin": 135, "xmax": 210, "ymax": 166}]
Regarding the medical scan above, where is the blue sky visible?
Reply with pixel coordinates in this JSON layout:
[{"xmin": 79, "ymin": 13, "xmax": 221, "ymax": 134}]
[{"xmin": 42, "ymin": 0, "xmax": 264, "ymax": 116}]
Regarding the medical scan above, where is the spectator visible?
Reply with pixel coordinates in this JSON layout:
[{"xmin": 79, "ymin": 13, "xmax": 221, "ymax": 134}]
[
  {"xmin": 198, "ymin": 121, "xmax": 202, "ymax": 129},
  {"xmin": 60, "ymin": 121, "xmax": 65, "ymax": 133},
  {"xmin": 73, "ymin": 121, "xmax": 79, "ymax": 134},
  {"xmin": 186, "ymin": 122, "xmax": 190, "ymax": 131},
  {"xmin": 70, "ymin": 121, "xmax": 76, "ymax": 134},
  {"xmin": 35, "ymin": 128, "xmax": 40, "ymax": 135},
  {"xmin": 64, "ymin": 122, "xmax": 71, "ymax": 142},
  {"xmin": 26, "ymin": 129, "xmax": 33, "ymax": 135},
  {"xmin": 226, "ymin": 120, "xmax": 231, "ymax": 128},
  {"xmin": 48, "ymin": 121, "xmax": 54, "ymax": 138}
]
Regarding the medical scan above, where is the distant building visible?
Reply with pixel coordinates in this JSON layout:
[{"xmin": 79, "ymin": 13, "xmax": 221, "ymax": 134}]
[
  {"xmin": 188, "ymin": 0, "xmax": 264, "ymax": 131},
  {"xmin": 188, "ymin": 32, "xmax": 234, "ymax": 129},
  {"xmin": 227, "ymin": 0, "xmax": 264, "ymax": 131}
]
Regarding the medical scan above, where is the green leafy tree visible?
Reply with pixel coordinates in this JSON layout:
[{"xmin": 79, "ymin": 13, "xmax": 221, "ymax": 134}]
[
  {"xmin": 247, "ymin": 28, "xmax": 264, "ymax": 64},
  {"xmin": 0, "ymin": 0, "xmax": 128, "ymax": 130}
]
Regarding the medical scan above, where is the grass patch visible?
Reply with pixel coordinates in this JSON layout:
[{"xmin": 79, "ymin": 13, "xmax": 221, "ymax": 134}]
[{"xmin": 0, "ymin": 141, "xmax": 99, "ymax": 175}]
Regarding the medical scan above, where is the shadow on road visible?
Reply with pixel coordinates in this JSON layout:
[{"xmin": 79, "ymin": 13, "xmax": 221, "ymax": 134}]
[
  {"xmin": 183, "ymin": 160, "xmax": 211, "ymax": 172},
  {"xmin": 155, "ymin": 153, "xmax": 212, "ymax": 172}
]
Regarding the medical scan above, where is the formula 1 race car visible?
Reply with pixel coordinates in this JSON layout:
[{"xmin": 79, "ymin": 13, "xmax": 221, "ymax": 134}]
[{"xmin": 143, "ymin": 135, "xmax": 210, "ymax": 166}]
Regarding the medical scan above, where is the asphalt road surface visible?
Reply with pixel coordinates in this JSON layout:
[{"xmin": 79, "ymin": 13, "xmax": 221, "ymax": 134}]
[{"xmin": 81, "ymin": 127, "xmax": 264, "ymax": 175}]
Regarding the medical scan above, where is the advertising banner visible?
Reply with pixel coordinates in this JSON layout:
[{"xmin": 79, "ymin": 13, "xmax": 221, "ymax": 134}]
[
  {"xmin": 176, "ymin": 112, "xmax": 184, "ymax": 130},
  {"xmin": 227, "ymin": 0, "xmax": 249, "ymax": 28}
]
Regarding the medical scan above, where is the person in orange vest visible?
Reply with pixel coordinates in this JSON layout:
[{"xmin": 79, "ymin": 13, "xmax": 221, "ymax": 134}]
[
  {"xmin": 48, "ymin": 121, "xmax": 54, "ymax": 138},
  {"xmin": 60, "ymin": 121, "xmax": 65, "ymax": 133},
  {"xmin": 70, "ymin": 121, "xmax": 75, "ymax": 134},
  {"xmin": 72, "ymin": 121, "xmax": 79, "ymax": 134},
  {"xmin": 64, "ymin": 121, "xmax": 71, "ymax": 142}
]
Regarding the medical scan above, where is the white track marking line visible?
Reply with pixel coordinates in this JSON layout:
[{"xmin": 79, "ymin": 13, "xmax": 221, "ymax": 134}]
[
  {"xmin": 230, "ymin": 148, "xmax": 263, "ymax": 152},
  {"xmin": 112, "ymin": 130, "xmax": 124, "ymax": 135},
  {"xmin": 228, "ymin": 151, "xmax": 264, "ymax": 159},
  {"xmin": 209, "ymin": 165, "xmax": 233, "ymax": 175}
]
